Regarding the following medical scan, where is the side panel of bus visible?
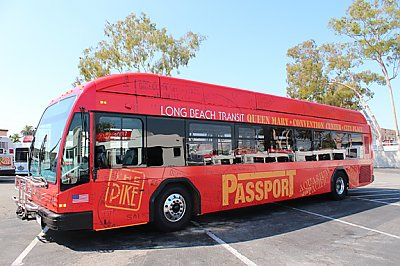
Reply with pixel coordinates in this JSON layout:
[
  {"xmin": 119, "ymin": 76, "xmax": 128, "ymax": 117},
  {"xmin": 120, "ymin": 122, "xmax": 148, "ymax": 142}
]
[{"xmin": 85, "ymin": 158, "xmax": 372, "ymax": 231}]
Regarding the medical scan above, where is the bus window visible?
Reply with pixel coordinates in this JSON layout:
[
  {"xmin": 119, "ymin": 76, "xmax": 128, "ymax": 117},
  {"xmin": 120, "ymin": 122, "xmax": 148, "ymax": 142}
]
[
  {"xmin": 235, "ymin": 125, "xmax": 267, "ymax": 163},
  {"xmin": 265, "ymin": 127, "xmax": 294, "ymax": 162},
  {"xmin": 95, "ymin": 114, "xmax": 143, "ymax": 169},
  {"xmin": 61, "ymin": 113, "xmax": 90, "ymax": 190},
  {"xmin": 313, "ymin": 131, "xmax": 336, "ymax": 161},
  {"xmin": 294, "ymin": 129, "xmax": 313, "ymax": 162},
  {"xmin": 314, "ymin": 131, "xmax": 336, "ymax": 150},
  {"xmin": 187, "ymin": 122, "xmax": 233, "ymax": 165},
  {"xmin": 236, "ymin": 126, "xmax": 265, "ymax": 154},
  {"xmin": 147, "ymin": 117, "xmax": 185, "ymax": 167},
  {"xmin": 331, "ymin": 132, "xmax": 347, "ymax": 160},
  {"xmin": 346, "ymin": 133, "xmax": 363, "ymax": 159}
]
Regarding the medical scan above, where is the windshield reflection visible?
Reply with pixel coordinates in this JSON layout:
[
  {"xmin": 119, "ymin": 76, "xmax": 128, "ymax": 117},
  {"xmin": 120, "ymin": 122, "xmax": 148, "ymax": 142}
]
[{"xmin": 30, "ymin": 96, "xmax": 76, "ymax": 183}]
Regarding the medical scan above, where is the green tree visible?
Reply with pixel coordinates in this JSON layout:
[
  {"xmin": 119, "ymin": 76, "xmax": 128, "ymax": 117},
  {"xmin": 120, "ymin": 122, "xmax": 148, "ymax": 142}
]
[
  {"xmin": 329, "ymin": 0, "xmax": 400, "ymax": 146},
  {"xmin": 286, "ymin": 40, "xmax": 385, "ymax": 144},
  {"xmin": 286, "ymin": 40, "xmax": 380, "ymax": 110},
  {"xmin": 74, "ymin": 12, "xmax": 206, "ymax": 86},
  {"xmin": 9, "ymin": 133, "xmax": 21, "ymax": 143},
  {"xmin": 20, "ymin": 125, "xmax": 34, "ymax": 136}
]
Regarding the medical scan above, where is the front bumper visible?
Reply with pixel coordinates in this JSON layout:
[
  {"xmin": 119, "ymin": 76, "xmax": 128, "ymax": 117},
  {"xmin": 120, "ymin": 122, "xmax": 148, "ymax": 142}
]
[
  {"xmin": 37, "ymin": 207, "xmax": 93, "ymax": 231},
  {"xmin": 0, "ymin": 169, "xmax": 15, "ymax": 175}
]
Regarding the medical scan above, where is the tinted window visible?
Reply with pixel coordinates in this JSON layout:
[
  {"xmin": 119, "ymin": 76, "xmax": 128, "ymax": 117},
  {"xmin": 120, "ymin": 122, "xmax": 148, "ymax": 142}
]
[
  {"xmin": 346, "ymin": 133, "xmax": 363, "ymax": 159},
  {"xmin": 314, "ymin": 131, "xmax": 336, "ymax": 150},
  {"xmin": 147, "ymin": 117, "xmax": 185, "ymax": 167},
  {"xmin": 236, "ymin": 125, "xmax": 265, "ymax": 155},
  {"xmin": 187, "ymin": 122, "xmax": 233, "ymax": 165},
  {"xmin": 294, "ymin": 129, "xmax": 312, "ymax": 151},
  {"xmin": 15, "ymin": 148, "xmax": 29, "ymax": 162},
  {"xmin": 61, "ymin": 113, "xmax": 90, "ymax": 190},
  {"xmin": 266, "ymin": 127, "xmax": 293, "ymax": 152},
  {"xmin": 294, "ymin": 129, "xmax": 313, "ymax": 162},
  {"xmin": 95, "ymin": 114, "xmax": 143, "ymax": 168}
]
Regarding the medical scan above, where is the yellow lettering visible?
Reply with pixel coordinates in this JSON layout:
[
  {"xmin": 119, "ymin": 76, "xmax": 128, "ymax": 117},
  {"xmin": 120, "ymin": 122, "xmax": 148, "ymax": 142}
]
[
  {"xmin": 255, "ymin": 181, "xmax": 264, "ymax": 201},
  {"xmin": 286, "ymin": 170, "xmax": 296, "ymax": 197},
  {"xmin": 273, "ymin": 179, "xmax": 281, "ymax": 198},
  {"xmin": 130, "ymin": 186, "xmax": 139, "ymax": 207},
  {"xmin": 234, "ymin": 183, "xmax": 245, "ymax": 204},
  {"xmin": 245, "ymin": 182, "xmax": 255, "ymax": 202},
  {"xmin": 281, "ymin": 179, "xmax": 289, "ymax": 197},
  {"xmin": 222, "ymin": 174, "xmax": 237, "ymax": 206},
  {"xmin": 222, "ymin": 170, "xmax": 297, "ymax": 206},
  {"xmin": 122, "ymin": 185, "xmax": 132, "ymax": 205},
  {"xmin": 109, "ymin": 183, "xmax": 120, "ymax": 203},
  {"xmin": 264, "ymin": 180, "xmax": 272, "ymax": 199}
]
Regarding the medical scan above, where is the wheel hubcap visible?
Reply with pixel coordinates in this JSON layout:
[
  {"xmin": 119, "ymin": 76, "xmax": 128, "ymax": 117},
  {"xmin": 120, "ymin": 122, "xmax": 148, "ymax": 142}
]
[
  {"xmin": 163, "ymin": 193, "xmax": 186, "ymax": 222},
  {"xmin": 336, "ymin": 177, "xmax": 345, "ymax": 195}
]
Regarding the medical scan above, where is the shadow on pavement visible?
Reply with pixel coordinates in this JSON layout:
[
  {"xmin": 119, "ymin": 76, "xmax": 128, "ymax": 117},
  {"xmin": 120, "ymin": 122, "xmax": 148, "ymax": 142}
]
[{"xmin": 40, "ymin": 186, "xmax": 399, "ymax": 252}]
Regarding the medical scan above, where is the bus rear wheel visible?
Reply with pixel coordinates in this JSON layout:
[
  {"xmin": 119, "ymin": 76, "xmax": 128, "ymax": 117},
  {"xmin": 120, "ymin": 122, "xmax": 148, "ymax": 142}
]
[
  {"xmin": 153, "ymin": 186, "xmax": 192, "ymax": 232},
  {"xmin": 331, "ymin": 172, "xmax": 348, "ymax": 200}
]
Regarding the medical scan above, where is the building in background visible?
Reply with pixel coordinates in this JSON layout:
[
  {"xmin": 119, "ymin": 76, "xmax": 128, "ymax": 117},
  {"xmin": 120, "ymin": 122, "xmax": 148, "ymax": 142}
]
[
  {"xmin": 0, "ymin": 129, "xmax": 8, "ymax": 137},
  {"xmin": 381, "ymin": 128, "xmax": 397, "ymax": 145}
]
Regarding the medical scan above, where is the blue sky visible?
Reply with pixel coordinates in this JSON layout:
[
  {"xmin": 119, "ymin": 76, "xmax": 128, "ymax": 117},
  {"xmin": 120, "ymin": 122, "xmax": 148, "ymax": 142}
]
[{"xmin": 0, "ymin": 0, "xmax": 398, "ymax": 135}]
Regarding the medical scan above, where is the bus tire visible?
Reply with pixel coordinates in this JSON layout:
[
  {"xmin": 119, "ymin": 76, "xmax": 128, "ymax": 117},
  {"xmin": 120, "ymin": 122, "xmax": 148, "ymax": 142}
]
[
  {"xmin": 331, "ymin": 172, "xmax": 348, "ymax": 200},
  {"xmin": 153, "ymin": 185, "xmax": 192, "ymax": 232}
]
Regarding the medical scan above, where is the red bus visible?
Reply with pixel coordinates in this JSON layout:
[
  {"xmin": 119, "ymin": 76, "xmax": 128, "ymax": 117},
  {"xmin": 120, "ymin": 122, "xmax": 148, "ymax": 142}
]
[{"xmin": 14, "ymin": 73, "xmax": 373, "ymax": 232}]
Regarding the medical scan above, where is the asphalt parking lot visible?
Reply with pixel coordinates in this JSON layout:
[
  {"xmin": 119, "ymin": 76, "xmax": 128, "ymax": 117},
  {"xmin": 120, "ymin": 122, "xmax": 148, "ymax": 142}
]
[{"xmin": 0, "ymin": 168, "xmax": 399, "ymax": 266}]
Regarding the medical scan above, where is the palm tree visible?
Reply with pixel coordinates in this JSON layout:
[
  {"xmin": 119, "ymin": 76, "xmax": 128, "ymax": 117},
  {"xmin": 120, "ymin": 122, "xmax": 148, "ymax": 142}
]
[{"xmin": 20, "ymin": 125, "xmax": 34, "ymax": 136}]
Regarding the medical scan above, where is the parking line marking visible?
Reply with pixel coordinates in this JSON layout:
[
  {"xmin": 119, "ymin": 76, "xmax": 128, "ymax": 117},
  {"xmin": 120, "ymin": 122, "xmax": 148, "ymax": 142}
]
[
  {"xmin": 349, "ymin": 189, "xmax": 399, "ymax": 194},
  {"xmin": 350, "ymin": 193, "xmax": 400, "ymax": 198},
  {"xmin": 191, "ymin": 221, "xmax": 257, "ymax": 266},
  {"xmin": 359, "ymin": 186, "xmax": 400, "ymax": 189},
  {"xmin": 12, "ymin": 227, "xmax": 48, "ymax": 266},
  {"xmin": 278, "ymin": 204, "xmax": 400, "ymax": 240},
  {"xmin": 353, "ymin": 197, "xmax": 400, "ymax": 206},
  {"xmin": 368, "ymin": 197, "xmax": 399, "ymax": 201}
]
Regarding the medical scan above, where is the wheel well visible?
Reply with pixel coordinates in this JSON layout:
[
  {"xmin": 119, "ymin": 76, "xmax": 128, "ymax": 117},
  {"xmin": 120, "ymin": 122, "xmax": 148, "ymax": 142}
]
[{"xmin": 149, "ymin": 178, "xmax": 201, "ymax": 223}]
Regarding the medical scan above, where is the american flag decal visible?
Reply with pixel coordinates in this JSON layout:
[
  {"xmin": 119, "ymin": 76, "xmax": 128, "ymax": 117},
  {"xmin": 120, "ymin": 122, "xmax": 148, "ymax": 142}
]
[{"xmin": 72, "ymin": 194, "xmax": 89, "ymax": 203}]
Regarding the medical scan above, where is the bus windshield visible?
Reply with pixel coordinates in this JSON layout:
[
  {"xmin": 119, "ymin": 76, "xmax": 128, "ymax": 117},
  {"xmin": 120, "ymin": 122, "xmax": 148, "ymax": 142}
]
[{"xmin": 30, "ymin": 96, "xmax": 76, "ymax": 183}]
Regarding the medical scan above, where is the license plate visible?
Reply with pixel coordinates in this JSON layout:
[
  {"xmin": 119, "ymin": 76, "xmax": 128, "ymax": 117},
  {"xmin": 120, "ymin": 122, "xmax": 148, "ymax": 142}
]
[{"xmin": 36, "ymin": 214, "xmax": 42, "ymax": 226}]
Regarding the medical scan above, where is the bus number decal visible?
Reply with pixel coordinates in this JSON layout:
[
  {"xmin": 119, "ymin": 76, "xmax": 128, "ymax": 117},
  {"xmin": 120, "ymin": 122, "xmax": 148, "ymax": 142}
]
[
  {"xmin": 222, "ymin": 170, "xmax": 296, "ymax": 206},
  {"xmin": 105, "ymin": 169, "xmax": 145, "ymax": 211}
]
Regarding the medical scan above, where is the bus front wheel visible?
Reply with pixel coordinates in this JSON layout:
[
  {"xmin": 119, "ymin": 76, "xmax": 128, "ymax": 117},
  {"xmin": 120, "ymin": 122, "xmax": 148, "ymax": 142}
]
[
  {"xmin": 331, "ymin": 172, "xmax": 348, "ymax": 200},
  {"xmin": 153, "ymin": 186, "xmax": 192, "ymax": 232}
]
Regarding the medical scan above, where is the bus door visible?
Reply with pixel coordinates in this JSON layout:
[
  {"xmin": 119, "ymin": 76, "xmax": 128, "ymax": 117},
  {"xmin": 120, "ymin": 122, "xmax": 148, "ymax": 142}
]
[{"xmin": 92, "ymin": 113, "xmax": 148, "ymax": 230}]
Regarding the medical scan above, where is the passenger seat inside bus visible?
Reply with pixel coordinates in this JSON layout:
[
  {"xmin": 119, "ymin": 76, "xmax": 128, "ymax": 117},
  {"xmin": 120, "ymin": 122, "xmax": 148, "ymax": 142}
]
[
  {"xmin": 95, "ymin": 145, "xmax": 108, "ymax": 168},
  {"xmin": 122, "ymin": 149, "xmax": 138, "ymax": 166}
]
